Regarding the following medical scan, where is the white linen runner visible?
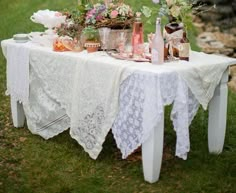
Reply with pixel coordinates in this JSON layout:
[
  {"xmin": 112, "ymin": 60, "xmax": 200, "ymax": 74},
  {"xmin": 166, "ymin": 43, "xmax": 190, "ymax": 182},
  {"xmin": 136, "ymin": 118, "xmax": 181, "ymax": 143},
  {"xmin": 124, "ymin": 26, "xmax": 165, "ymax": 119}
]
[
  {"xmin": 23, "ymin": 48, "xmax": 133, "ymax": 159},
  {"xmin": 164, "ymin": 52, "xmax": 236, "ymax": 109},
  {"xmin": 5, "ymin": 42, "xmax": 30, "ymax": 103},
  {"xmin": 69, "ymin": 54, "xmax": 132, "ymax": 159}
]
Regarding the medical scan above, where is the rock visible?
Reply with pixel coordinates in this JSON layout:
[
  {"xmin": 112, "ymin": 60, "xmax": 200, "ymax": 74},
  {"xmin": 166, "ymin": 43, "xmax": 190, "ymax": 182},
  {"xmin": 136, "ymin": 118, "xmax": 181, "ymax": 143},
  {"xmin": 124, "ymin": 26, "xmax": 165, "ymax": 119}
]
[
  {"xmin": 216, "ymin": 5, "xmax": 234, "ymax": 15},
  {"xmin": 233, "ymin": 1, "xmax": 236, "ymax": 11},
  {"xmin": 228, "ymin": 65, "xmax": 236, "ymax": 92},
  {"xmin": 199, "ymin": 10, "xmax": 222, "ymax": 22},
  {"xmin": 195, "ymin": 0, "xmax": 236, "ymax": 30},
  {"xmin": 209, "ymin": 41, "xmax": 224, "ymax": 48},
  {"xmin": 218, "ymin": 17, "xmax": 236, "ymax": 29},
  {"xmin": 205, "ymin": 24, "xmax": 220, "ymax": 32},
  {"xmin": 198, "ymin": 32, "xmax": 215, "ymax": 43},
  {"xmin": 197, "ymin": 30, "xmax": 236, "ymax": 56},
  {"xmin": 220, "ymin": 48, "xmax": 234, "ymax": 56},
  {"xmin": 227, "ymin": 27, "xmax": 236, "ymax": 35},
  {"xmin": 230, "ymin": 66, "xmax": 236, "ymax": 76},
  {"xmin": 214, "ymin": 32, "xmax": 236, "ymax": 49},
  {"xmin": 193, "ymin": 22, "xmax": 205, "ymax": 33}
]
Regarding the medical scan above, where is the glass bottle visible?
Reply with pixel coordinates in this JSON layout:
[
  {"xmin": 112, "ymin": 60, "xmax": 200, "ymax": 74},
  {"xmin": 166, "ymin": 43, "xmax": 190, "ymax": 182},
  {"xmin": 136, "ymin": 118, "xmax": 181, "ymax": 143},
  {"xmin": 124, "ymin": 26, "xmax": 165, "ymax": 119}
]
[
  {"xmin": 179, "ymin": 32, "xmax": 190, "ymax": 61},
  {"xmin": 164, "ymin": 22, "xmax": 183, "ymax": 57},
  {"xmin": 132, "ymin": 12, "xmax": 144, "ymax": 58},
  {"xmin": 164, "ymin": 38, "xmax": 169, "ymax": 60},
  {"xmin": 151, "ymin": 17, "xmax": 164, "ymax": 65}
]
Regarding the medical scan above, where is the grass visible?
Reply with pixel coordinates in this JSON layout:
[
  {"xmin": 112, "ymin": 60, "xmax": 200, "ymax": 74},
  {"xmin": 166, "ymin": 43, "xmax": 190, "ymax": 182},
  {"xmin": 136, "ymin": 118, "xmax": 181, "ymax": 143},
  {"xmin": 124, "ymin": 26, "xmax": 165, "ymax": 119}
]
[{"xmin": 0, "ymin": 0, "xmax": 236, "ymax": 193}]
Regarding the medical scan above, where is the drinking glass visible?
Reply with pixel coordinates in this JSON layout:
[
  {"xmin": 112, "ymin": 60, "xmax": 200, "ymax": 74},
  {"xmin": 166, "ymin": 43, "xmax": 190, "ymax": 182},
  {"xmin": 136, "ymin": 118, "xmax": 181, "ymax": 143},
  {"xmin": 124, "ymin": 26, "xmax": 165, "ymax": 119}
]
[
  {"xmin": 98, "ymin": 27, "xmax": 111, "ymax": 52},
  {"xmin": 117, "ymin": 31, "xmax": 127, "ymax": 54}
]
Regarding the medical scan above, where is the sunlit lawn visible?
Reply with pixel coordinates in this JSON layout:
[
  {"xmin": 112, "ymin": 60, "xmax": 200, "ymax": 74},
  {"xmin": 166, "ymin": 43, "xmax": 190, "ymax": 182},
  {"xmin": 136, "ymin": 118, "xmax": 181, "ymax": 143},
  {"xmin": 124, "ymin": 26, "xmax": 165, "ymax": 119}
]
[{"xmin": 0, "ymin": 0, "xmax": 236, "ymax": 193}]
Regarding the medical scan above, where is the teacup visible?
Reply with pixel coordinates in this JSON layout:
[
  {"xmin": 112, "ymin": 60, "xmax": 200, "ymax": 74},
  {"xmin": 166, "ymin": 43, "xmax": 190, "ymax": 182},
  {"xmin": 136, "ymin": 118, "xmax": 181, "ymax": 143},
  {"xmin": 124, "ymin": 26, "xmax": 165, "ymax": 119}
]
[
  {"xmin": 13, "ymin": 34, "xmax": 29, "ymax": 43},
  {"xmin": 28, "ymin": 32, "xmax": 56, "ymax": 47}
]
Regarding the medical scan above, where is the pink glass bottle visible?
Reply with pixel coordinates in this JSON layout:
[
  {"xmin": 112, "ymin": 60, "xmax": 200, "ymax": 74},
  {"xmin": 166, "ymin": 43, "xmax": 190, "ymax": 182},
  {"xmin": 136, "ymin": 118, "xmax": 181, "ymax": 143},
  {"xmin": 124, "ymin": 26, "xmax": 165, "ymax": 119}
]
[{"xmin": 132, "ymin": 12, "xmax": 144, "ymax": 58}]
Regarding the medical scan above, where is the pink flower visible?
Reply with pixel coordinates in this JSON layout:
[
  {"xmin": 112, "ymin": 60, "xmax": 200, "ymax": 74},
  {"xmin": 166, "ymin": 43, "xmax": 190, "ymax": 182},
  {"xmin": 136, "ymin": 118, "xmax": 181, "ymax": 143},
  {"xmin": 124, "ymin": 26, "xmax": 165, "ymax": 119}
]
[
  {"xmin": 110, "ymin": 10, "xmax": 118, "ymax": 18},
  {"xmin": 90, "ymin": 9, "xmax": 96, "ymax": 15},
  {"xmin": 96, "ymin": 15, "xmax": 103, "ymax": 21}
]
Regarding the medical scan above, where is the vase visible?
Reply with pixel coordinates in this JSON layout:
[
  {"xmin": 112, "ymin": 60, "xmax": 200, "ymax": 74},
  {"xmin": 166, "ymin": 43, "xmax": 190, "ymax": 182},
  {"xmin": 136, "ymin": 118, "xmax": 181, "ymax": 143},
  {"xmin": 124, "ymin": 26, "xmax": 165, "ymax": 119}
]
[
  {"xmin": 53, "ymin": 37, "xmax": 70, "ymax": 52},
  {"xmin": 105, "ymin": 29, "xmax": 132, "ymax": 50},
  {"xmin": 84, "ymin": 41, "xmax": 100, "ymax": 53},
  {"xmin": 98, "ymin": 27, "xmax": 111, "ymax": 50}
]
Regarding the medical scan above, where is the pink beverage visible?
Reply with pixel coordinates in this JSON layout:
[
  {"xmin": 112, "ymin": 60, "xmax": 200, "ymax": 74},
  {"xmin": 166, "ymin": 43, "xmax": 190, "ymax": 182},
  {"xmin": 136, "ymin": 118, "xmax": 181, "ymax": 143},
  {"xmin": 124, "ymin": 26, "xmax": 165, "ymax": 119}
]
[
  {"xmin": 132, "ymin": 13, "xmax": 144, "ymax": 57},
  {"xmin": 151, "ymin": 17, "xmax": 164, "ymax": 64}
]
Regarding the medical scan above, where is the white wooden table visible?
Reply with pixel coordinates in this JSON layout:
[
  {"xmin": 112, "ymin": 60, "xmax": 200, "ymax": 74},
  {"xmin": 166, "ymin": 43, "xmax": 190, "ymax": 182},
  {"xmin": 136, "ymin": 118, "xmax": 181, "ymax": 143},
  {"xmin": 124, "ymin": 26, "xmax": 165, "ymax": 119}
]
[{"xmin": 2, "ymin": 39, "xmax": 236, "ymax": 183}]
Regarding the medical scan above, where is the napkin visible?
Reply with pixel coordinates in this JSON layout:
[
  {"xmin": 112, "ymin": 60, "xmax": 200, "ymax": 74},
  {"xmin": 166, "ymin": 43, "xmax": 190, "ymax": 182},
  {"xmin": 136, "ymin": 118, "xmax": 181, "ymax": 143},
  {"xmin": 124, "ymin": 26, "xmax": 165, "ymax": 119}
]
[{"xmin": 6, "ymin": 42, "xmax": 30, "ymax": 103}]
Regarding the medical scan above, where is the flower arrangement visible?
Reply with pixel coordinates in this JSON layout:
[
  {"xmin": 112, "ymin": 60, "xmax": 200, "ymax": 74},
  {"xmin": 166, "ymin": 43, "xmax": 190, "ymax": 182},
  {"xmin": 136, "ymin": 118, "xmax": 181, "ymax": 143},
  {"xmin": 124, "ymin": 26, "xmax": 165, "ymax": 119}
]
[
  {"xmin": 56, "ymin": 8, "xmax": 86, "ymax": 40},
  {"xmin": 85, "ymin": 1, "xmax": 134, "ymax": 29},
  {"xmin": 151, "ymin": 0, "xmax": 214, "ymax": 31},
  {"xmin": 152, "ymin": 0, "xmax": 195, "ymax": 28},
  {"xmin": 85, "ymin": 3, "xmax": 106, "ymax": 25},
  {"xmin": 55, "ymin": 0, "xmax": 136, "ymax": 42}
]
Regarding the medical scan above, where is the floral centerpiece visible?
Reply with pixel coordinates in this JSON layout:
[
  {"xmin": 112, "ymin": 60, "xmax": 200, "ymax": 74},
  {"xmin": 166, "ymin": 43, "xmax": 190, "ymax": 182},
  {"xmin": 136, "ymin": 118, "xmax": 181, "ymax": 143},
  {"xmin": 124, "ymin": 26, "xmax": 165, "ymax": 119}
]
[
  {"xmin": 152, "ymin": 0, "xmax": 197, "ymax": 30},
  {"xmin": 150, "ymin": 0, "xmax": 205, "ymax": 58},
  {"xmin": 54, "ymin": 0, "xmax": 137, "ymax": 51},
  {"xmin": 32, "ymin": 0, "xmax": 210, "ymax": 53},
  {"xmin": 152, "ymin": 0, "xmax": 213, "ymax": 32},
  {"xmin": 85, "ymin": 1, "xmax": 134, "ymax": 29}
]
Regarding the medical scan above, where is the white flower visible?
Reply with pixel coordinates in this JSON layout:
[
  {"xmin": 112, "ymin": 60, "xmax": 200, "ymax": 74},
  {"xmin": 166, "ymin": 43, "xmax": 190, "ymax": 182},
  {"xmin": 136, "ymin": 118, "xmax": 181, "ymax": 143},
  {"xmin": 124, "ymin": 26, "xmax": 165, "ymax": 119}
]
[
  {"xmin": 152, "ymin": 0, "xmax": 160, "ymax": 3},
  {"xmin": 116, "ymin": 4, "xmax": 131, "ymax": 17}
]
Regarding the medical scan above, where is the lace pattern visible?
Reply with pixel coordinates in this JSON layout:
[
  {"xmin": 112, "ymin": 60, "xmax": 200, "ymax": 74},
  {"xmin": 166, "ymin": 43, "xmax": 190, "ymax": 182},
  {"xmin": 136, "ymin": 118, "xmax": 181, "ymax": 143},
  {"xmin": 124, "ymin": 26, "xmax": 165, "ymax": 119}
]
[
  {"xmin": 69, "ymin": 55, "xmax": 130, "ymax": 159},
  {"xmin": 23, "ymin": 64, "xmax": 70, "ymax": 139},
  {"xmin": 70, "ymin": 105, "xmax": 105, "ymax": 150},
  {"xmin": 112, "ymin": 71, "xmax": 199, "ymax": 159}
]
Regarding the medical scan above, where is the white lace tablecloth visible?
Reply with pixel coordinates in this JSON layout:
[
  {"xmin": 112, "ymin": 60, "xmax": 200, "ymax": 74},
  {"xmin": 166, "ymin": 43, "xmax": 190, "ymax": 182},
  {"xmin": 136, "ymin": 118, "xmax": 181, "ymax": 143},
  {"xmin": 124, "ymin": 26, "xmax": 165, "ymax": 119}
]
[
  {"xmin": 2, "ymin": 39, "xmax": 236, "ymax": 160},
  {"xmin": 112, "ymin": 70, "xmax": 199, "ymax": 160}
]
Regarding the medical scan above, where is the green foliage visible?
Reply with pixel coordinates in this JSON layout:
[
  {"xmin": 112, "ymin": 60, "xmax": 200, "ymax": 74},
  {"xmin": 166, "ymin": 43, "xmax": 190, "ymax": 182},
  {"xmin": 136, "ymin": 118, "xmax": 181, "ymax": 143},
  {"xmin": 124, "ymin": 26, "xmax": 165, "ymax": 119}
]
[
  {"xmin": 56, "ymin": 7, "xmax": 86, "ymax": 39},
  {"xmin": 82, "ymin": 26, "xmax": 100, "ymax": 41}
]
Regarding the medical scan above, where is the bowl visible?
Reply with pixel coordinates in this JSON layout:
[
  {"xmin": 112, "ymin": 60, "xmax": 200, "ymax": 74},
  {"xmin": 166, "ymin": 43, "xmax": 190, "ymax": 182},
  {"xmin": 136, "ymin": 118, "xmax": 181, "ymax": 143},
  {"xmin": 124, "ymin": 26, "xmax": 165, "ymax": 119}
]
[{"xmin": 13, "ymin": 34, "xmax": 29, "ymax": 43}]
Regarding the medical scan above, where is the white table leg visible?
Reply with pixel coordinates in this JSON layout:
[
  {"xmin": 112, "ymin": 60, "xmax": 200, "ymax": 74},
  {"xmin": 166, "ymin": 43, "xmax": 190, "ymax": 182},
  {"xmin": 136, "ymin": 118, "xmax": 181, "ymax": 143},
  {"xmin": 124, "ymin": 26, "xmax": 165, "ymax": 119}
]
[
  {"xmin": 10, "ymin": 97, "xmax": 25, "ymax": 127},
  {"xmin": 208, "ymin": 68, "xmax": 229, "ymax": 154},
  {"xmin": 142, "ymin": 111, "xmax": 164, "ymax": 183}
]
